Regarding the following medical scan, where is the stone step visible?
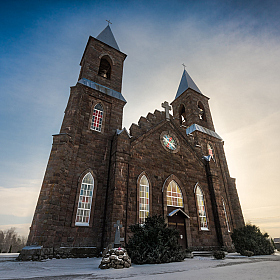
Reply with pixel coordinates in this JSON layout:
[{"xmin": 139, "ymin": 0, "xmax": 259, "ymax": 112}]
[
  {"xmin": 0, "ymin": 253, "xmax": 19, "ymax": 262},
  {"xmin": 192, "ymin": 251, "xmax": 213, "ymax": 257}
]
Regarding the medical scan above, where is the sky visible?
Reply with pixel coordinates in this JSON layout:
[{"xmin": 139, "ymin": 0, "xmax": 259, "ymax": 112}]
[{"xmin": 0, "ymin": 0, "xmax": 280, "ymax": 239}]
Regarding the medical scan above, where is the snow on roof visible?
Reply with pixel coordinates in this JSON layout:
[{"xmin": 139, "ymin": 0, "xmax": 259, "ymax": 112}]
[
  {"xmin": 78, "ymin": 78, "xmax": 126, "ymax": 102},
  {"xmin": 186, "ymin": 124, "xmax": 222, "ymax": 140}
]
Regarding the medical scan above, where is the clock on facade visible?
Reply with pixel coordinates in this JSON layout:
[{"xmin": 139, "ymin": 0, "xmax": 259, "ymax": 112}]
[{"xmin": 160, "ymin": 132, "xmax": 180, "ymax": 153}]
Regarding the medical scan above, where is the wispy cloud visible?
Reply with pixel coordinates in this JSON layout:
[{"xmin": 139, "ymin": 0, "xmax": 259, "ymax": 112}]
[{"xmin": 0, "ymin": 184, "xmax": 39, "ymax": 218}]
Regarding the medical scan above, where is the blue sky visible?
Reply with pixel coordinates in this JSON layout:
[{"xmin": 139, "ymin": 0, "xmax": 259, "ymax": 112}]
[{"xmin": 1, "ymin": 0, "xmax": 280, "ymax": 238}]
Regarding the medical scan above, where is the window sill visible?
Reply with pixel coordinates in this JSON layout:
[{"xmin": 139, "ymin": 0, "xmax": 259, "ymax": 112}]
[
  {"xmin": 75, "ymin": 222, "xmax": 89, "ymax": 227},
  {"xmin": 200, "ymin": 228, "xmax": 210, "ymax": 231}
]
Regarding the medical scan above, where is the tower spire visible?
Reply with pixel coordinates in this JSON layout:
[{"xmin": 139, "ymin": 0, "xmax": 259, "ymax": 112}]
[
  {"xmin": 175, "ymin": 67, "xmax": 201, "ymax": 99},
  {"xmin": 96, "ymin": 24, "xmax": 120, "ymax": 51}
]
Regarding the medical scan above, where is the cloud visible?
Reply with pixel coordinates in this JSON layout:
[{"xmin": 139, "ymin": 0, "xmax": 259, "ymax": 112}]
[{"xmin": 0, "ymin": 184, "xmax": 39, "ymax": 218}]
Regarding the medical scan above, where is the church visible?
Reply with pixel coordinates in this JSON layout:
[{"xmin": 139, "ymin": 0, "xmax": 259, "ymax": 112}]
[{"xmin": 20, "ymin": 25, "xmax": 244, "ymax": 259}]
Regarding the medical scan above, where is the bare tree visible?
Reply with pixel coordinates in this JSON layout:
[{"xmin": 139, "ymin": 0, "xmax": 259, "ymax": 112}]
[
  {"xmin": 0, "ymin": 230, "xmax": 4, "ymax": 253},
  {"xmin": 0, "ymin": 228, "xmax": 27, "ymax": 253}
]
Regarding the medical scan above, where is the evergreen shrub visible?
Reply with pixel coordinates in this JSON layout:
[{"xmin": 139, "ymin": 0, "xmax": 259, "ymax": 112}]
[
  {"xmin": 126, "ymin": 215, "xmax": 186, "ymax": 264},
  {"xmin": 231, "ymin": 224, "xmax": 274, "ymax": 256},
  {"xmin": 213, "ymin": 250, "xmax": 225, "ymax": 259},
  {"xmin": 241, "ymin": 250, "xmax": 254, "ymax": 257}
]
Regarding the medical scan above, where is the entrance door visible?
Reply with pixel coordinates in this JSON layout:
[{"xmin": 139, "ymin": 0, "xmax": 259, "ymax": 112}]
[{"xmin": 168, "ymin": 209, "xmax": 187, "ymax": 249}]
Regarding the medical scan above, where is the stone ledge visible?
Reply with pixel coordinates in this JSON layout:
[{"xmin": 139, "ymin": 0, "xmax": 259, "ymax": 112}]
[{"xmin": 17, "ymin": 246, "xmax": 99, "ymax": 261}]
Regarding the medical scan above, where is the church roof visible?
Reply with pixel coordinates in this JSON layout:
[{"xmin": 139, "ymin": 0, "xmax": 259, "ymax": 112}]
[
  {"xmin": 116, "ymin": 128, "xmax": 131, "ymax": 138},
  {"xmin": 186, "ymin": 124, "xmax": 222, "ymax": 140},
  {"xmin": 96, "ymin": 25, "xmax": 120, "ymax": 51},
  {"xmin": 175, "ymin": 69, "xmax": 202, "ymax": 99},
  {"xmin": 168, "ymin": 209, "xmax": 190, "ymax": 218},
  {"xmin": 78, "ymin": 78, "xmax": 126, "ymax": 102}
]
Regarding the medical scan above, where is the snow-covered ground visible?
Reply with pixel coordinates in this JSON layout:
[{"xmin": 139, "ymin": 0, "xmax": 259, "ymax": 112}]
[{"xmin": 0, "ymin": 252, "xmax": 279, "ymax": 280}]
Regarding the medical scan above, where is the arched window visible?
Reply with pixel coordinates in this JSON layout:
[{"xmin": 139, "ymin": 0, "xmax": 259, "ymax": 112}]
[
  {"xmin": 91, "ymin": 103, "xmax": 103, "ymax": 132},
  {"xmin": 179, "ymin": 104, "xmax": 187, "ymax": 125},
  {"xmin": 98, "ymin": 56, "xmax": 111, "ymax": 79},
  {"xmin": 139, "ymin": 175, "xmax": 149, "ymax": 224},
  {"xmin": 222, "ymin": 198, "xmax": 230, "ymax": 232},
  {"xmin": 198, "ymin": 101, "xmax": 206, "ymax": 121},
  {"xmin": 207, "ymin": 143, "xmax": 214, "ymax": 158},
  {"xmin": 195, "ymin": 185, "xmax": 208, "ymax": 230},
  {"xmin": 75, "ymin": 173, "xmax": 94, "ymax": 226},
  {"xmin": 167, "ymin": 180, "xmax": 183, "ymax": 207}
]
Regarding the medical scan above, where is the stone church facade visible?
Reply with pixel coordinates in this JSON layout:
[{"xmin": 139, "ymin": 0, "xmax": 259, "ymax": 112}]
[{"xmin": 20, "ymin": 25, "xmax": 244, "ymax": 259}]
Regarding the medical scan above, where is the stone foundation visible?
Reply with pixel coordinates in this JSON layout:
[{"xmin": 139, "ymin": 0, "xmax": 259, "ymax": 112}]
[{"xmin": 17, "ymin": 246, "xmax": 99, "ymax": 261}]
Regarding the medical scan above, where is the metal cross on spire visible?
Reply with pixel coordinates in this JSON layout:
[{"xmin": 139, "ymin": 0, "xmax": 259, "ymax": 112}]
[
  {"xmin": 161, "ymin": 101, "xmax": 171, "ymax": 120},
  {"xmin": 182, "ymin": 63, "xmax": 186, "ymax": 70},
  {"xmin": 106, "ymin": 20, "xmax": 112, "ymax": 26}
]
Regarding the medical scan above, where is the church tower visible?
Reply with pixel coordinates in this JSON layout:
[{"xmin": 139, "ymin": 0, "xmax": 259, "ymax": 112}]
[
  {"xmin": 25, "ymin": 25, "xmax": 127, "ymax": 256},
  {"xmin": 171, "ymin": 68, "xmax": 215, "ymax": 130},
  {"xmin": 171, "ymin": 68, "xmax": 244, "ymax": 247}
]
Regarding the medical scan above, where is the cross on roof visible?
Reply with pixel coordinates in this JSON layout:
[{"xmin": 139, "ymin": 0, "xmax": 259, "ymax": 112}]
[
  {"xmin": 182, "ymin": 63, "xmax": 186, "ymax": 70},
  {"xmin": 161, "ymin": 101, "xmax": 171, "ymax": 120},
  {"xmin": 106, "ymin": 20, "xmax": 112, "ymax": 26}
]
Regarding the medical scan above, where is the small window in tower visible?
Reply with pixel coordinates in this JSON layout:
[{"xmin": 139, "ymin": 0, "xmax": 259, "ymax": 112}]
[
  {"xmin": 98, "ymin": 57, "xmax": 111, "ymax": 79},
  {"xmin": 207, "ymin": 143, "xmax": 214, "ymax": 158},
  {"xmin": 198, "ymin": 101, "xmax": 206, "ymax": 121},
  {"xmin": 179, "ymin": 104, "xmax": 187, "ymax": 125},
  {"xmin": 91, "ymin": 103, "xmax": 103, "ymax": 132}
]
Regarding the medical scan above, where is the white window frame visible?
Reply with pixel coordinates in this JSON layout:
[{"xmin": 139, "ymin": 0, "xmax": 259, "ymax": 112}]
[
  {"xmin": 139, "ymin": 175, "xmax": 149, "ymax": 224},
  {"xmin": 90, "ymin": 103, "xmax": 103, "ymax": 132},
  {"xmin": 195, "ymin": 184, "xmax": 208, "ymax": 231},
  {"xmin": 167, "ymin": 180, "xmax": 183, "ymax": 208},
  {"xmin": 75, "ymin": 173, "xmax": 94, "ymax": 226},
  {"xmin": 222, "ymin": 199, "xmax": 231, "ymax": 232}
]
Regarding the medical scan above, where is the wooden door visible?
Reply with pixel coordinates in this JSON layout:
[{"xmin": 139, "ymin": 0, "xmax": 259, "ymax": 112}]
[{"xmin": 168, "ymin": 210, "xmax": 187, "ymax": 249}]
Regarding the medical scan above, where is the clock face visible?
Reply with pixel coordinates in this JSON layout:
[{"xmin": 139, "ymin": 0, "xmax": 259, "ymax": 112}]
[{"xmin": 162, "ymin": 134, "xmax": 177, "ymax": 151}]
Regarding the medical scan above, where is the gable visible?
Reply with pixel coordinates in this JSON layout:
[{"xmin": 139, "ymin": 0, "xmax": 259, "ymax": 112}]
[{"xmin": 130, "ymin": 119, "xmax": 205, "ymax": 171}]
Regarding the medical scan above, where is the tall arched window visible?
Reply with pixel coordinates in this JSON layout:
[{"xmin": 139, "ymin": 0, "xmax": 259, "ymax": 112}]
[
  {"xmin": 75, "ymin": 173, "xmax": 94, "ymax": 226},
  {"xmin": 195, "ymin": 185, "xmax": 208, "ymax": 230},
  {"xmin": 139, "ymin": 175, "xmax": 149, "ymax": 224},
  {"xmin": 167, "ymin": 180, "xmax": 183, "ymax": 207},
  {"xmin": 98, "ymin": 56, "xmax": 111, "ymax": 79},
  {"xmin": 91, "ymin": 103, "xmax": 103, "ymax": 132},
  {"xmin": 222, "ymin": 198, "xmax": 230, "ymax": 232},
  {"xmin": 207, "ymin": 143, "xmax": 214, "ymax": 158}
]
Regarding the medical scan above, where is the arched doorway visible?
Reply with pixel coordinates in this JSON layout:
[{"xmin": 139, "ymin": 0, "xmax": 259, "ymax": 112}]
[{"xmin": 166, "ymin": 180, "xmax": 189, "ymax": 249}]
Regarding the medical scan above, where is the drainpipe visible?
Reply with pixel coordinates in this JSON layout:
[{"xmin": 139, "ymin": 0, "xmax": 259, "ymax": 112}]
[{"xmin": 204, "ymin": 158, "xmax": 224, "ymax": 247}]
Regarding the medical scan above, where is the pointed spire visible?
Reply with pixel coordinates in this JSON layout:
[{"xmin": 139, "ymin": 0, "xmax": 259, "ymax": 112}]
[
  {"xmin": 175, "ymin": 68, "xmax": 202, "ymax": 99},
  {"xmin": 96, "ymin": 25, "xmax": 120, "ymax": 51}
]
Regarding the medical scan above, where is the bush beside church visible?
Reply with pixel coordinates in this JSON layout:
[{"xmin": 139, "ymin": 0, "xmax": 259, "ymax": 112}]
[
  {"xmin": 231, "ymin": 224, "xmax": 275, "ymax": 256},
  {"xmin": 126, "ymin": 216, "xmax": 186, "ymax": 264}
]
